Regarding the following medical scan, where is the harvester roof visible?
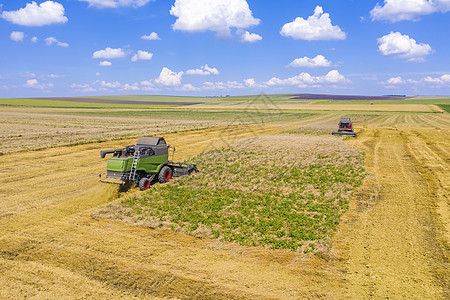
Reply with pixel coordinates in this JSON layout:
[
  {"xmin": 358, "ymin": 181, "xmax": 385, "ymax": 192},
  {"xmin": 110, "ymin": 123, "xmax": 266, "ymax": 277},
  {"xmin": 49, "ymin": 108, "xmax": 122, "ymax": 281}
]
[
  {"xmin": 339, "ymin": 118, "xmax": 352, "ymax": 123},
  {"xmin": 137, "ymin": 136, "xmax": 166, "ymax": 146}
]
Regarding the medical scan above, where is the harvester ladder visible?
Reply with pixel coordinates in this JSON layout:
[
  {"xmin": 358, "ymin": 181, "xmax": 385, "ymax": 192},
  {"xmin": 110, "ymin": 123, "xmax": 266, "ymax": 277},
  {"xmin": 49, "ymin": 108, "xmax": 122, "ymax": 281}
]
[
  {"xmin": 129, "ymin": 149, "xmax": 141, "ymax": 181},
  {"xmin": 169, "ymin": 146, "xmax": 175, "ymax": 162}
]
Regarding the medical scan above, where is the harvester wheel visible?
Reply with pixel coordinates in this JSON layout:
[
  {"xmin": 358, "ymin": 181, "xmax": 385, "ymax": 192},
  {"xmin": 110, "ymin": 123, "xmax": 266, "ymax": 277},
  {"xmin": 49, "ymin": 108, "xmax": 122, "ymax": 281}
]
[
  {"xmin": 139, "ymin": 177, "xmax": 151, "ymax": 191},
  {"xmin": 158, "ymin": 166, "xmax": 172, "ymax": 183}
]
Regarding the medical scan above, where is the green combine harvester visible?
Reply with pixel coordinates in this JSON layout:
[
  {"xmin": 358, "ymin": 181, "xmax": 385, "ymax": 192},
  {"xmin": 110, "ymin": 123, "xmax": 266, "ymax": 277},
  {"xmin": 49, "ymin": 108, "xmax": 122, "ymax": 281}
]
[{"xmin": 99, "ymin": 137, "xmax": 197, "ymax": 190}]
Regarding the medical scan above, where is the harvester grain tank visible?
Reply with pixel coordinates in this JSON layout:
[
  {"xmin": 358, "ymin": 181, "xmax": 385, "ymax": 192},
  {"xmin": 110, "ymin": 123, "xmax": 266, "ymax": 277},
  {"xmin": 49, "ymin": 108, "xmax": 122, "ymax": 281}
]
[
  {"xmin": 332, "ymin": 118, "xmax": 357, "ymax": 137},
  {"xmin": 99, "ymin": 137, "xmax": 197, "ymax": 190}
]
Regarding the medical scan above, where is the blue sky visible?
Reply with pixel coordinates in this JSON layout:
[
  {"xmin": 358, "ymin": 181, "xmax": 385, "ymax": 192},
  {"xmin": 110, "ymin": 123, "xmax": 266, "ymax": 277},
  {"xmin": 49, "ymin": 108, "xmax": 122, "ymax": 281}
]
[{"xmin": 1, "ymin": 0, "xmax": 449, "ymax": 97}]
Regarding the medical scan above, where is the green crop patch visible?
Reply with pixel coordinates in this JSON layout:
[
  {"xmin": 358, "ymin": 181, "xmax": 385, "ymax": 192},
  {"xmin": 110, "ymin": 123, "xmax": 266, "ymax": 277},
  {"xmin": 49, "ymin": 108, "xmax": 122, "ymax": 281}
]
[
  {"xmin": 437, "ymin": 104, "xmax": 450, "ymax": 113},
  {"xmin": 0, "ymin": 98, "xmax": 177, "ymax": 109},
  {"xmin": 116, "ymin": 135, "xmax": 365, "ymax": 253}
]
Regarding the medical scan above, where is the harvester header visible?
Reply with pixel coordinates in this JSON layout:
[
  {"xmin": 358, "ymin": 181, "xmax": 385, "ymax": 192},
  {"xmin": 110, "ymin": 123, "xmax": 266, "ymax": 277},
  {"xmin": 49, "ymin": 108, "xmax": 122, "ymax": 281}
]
[{"xmin": 332, "ymin": 118, "xmax": 357, "ymax": 137}]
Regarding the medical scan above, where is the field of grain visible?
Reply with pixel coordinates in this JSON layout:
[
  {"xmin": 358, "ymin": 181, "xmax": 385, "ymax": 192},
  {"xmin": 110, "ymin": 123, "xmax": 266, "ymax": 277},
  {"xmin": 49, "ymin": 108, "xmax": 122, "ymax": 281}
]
[
  {"xmin": 2, "ymin": 94, "xmax": 334, "ymax": 154},
  {"xmin": 196, "ymin": 102, "xmax": 444, "ymax": 112},
  {"xmin": 0, "ymin": 95, "xmax": 448, "ymax": 298},
  {"xmin": 0, "ymin": 106, "xmax": 309, "ymax": 154}
]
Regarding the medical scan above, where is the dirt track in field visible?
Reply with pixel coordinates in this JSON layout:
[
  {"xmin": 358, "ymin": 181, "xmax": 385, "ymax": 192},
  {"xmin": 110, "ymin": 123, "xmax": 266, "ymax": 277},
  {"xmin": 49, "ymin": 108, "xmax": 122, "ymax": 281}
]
[
  {"xmin": 336, "ymin": 126, "xmax": 449, "ymax": 298},
  {"xmin": 0, "ymin": 113, "xmax": 448, "ymax": 298}
]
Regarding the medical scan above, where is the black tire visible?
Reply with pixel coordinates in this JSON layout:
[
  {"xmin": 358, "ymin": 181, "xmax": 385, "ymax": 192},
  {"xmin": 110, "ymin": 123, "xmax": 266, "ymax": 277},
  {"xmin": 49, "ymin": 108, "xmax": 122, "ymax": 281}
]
[
  {"xmin": 139, "ymin": 177, "xmax": 151, "ymax": 191},
  {"xmin": 158, "ymin": 166, "xmax": 172, "ymax": 183}
]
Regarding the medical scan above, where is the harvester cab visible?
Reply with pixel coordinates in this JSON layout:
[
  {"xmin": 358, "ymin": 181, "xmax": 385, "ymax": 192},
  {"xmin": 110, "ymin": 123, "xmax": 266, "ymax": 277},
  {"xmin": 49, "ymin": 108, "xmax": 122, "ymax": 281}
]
[
  {"xmin": 332, "ymin": 118, "xmax": 357, "ymax": 137},
  {"xmin": 99, "ymin": 136, "xmax": 197, "ymax": 190}
]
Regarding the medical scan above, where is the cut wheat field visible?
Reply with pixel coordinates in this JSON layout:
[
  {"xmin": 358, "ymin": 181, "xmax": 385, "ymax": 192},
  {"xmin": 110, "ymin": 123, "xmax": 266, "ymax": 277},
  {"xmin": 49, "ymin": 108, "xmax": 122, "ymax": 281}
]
[{"xmin": 0, "ymin": 98, "xmax": 448, "ymax": 298}]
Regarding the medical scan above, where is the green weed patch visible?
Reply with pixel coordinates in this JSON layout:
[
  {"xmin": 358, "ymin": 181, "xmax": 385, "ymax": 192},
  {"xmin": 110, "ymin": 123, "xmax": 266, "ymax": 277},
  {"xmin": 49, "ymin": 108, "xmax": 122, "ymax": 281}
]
[
  {"xmin": 119, "ymin": 135, "xmax": 366, "ymax": 253},
  {"xmin": 0, "ymin": 98, "xmax": 174, "ymax": 109},
  {"xmin": 437, "ymin": 104, "xmax": 450, "ymax": 113}
]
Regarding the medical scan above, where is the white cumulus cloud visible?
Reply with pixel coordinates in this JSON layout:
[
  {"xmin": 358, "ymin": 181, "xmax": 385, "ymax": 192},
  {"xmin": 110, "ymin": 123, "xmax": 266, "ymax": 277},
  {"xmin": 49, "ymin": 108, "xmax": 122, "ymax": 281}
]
[
  {"xmin": 281, "ymin": 6, "xmax": 346, "ymax": 40},
  {"xmin": 47, "ymin": 74, "xmax": 64, "ymax": 78},
  {"xmin": 24, "ymin": 72, "xmax": 36, "ymax": 78},
  {"xmin": 25, "ymin": 79, "xmax": 39, "ymax": 87},
  {"xmin": 10, "ymin": 31, "xmax": 25, "ymax": 42},
  {"xmin": 202, "ymin": 81, "xmax": 245, "ymax": 90},
  {"xmin": 186, "ymin": 64, "xmax": 219, "ymax": 76},
  {"xmin": 100, "ymin": 80, "xmax": 121, "ymax": 88},
  {"xmin": 178, "ymin": 83, "xmax": 201, "ymax": 91},
  {"xmin": 170, "ymin": 0, "xmax": 260, "ymax": 38},
  {"xmin": 321, "ymin": 70, "xmax": 349, "ymax": 83},
  {"xmin": 244, "ymin": 78, "xmax": 256, "ymax": 87},
  {"xmin": 381, "ymin": 74, "xmax": 450, "ymax": 87},
  {"xmin": 131, "ymin": 50, "xmax": 153, "ymax": 62},
  {"xmin": 92, "ymin": 47, "xmax": 126, "ymax": 59},
  {"xmin": 71, "ymin": 83, "xmax": 96, "ymax": 92},
  {"xmin": 386, "ymin": 76, "xmax": 405, "ymax": 84},
  {"xmin": 377, "ymin": 32, "xmax": 432, "ymax": 62},
  {"xmin": 155, "ymin": 67, "xmax": 183, "ymax": 86},
  {"xmin": 288, "ymin": 55, "xmax": 332, "ymax": 68},
  {"xmin": 141, "ymin": 32, "xmax": 161, "ymax": 40},
  {"xmin": 1, "ymin": 1, "xmax": 68, "ymax": 26},
  {"xmin": 31, "ymin": 36, "xmax": 38, "ymax": 43},
  {"xmin": 25, "ymin": 79, "xmax": 54, "ymax": 90},
  {"xmin": 99, "ymin": 61, "xmax": 112, "ymax": 66},
  {"xmin": 140, "ymin": 80, "xmax": 154, "ymax": 87},
  {"xmin": 121, "ymin": 83, "xmax": 140, "ymax": 91},
  {"xmin": 45, "ymin": 36, "xmax": 69, "ymax": 47},
  {"xmin": 244, "ymin": 78, "xmax": 266, "ymax": 89},
  {"xmin": 370, "ymin": 0, "xmax": 450, "ymax": 22},
  {"xmin": 79, "ymin": 0, "xmax": 153, "ymax": 8},
  {"xmin": 265, "ymin": 70, "xmax": 349, "ymax": 87},
  {"xmin": 240, "ymin": 31, "xmax": 262, "ymax": 43},
  {"xmin": 59, "ymin": 41, "xmax": 69, "ymax": 47},
  {"xmin": 423, "ymin": 74, "xmax": 450, "ymax": 84}
]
